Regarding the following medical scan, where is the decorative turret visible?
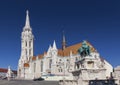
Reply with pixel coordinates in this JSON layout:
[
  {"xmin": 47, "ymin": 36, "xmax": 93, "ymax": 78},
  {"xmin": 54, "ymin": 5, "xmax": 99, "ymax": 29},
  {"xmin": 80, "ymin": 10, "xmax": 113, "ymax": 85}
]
[
  {"xmin": 47, "ymin": 44, "xmax": 52, "ymax": 56},
  {"xmin": 53, "ymin": 40, "xmax": 57, "ymax": 50}
]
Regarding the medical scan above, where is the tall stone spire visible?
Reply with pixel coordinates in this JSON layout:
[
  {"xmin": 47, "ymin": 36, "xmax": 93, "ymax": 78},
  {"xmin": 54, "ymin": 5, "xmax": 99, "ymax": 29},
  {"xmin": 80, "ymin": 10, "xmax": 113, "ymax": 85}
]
[
  {"xmin": 24, "ymin": 10, "xmax": 31, "ymax": 29},
  {"xmin": 62, "ymin": 31, "xmax": 66, "ymax": 50},
  {"xmin": 20, "ymin": 10, "xmax": 34, "ymax": 62},
  {"xmin": 18, "ymin": 10, "xmax": 34, "ymax": 79}
]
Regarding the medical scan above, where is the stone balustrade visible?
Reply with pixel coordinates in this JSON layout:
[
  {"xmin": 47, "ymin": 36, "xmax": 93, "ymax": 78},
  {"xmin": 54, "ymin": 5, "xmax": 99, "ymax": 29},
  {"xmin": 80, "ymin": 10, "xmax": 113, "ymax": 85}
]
[{"xmin": 59, "ymin": 80, "xmax": 77, "ymax": 85}]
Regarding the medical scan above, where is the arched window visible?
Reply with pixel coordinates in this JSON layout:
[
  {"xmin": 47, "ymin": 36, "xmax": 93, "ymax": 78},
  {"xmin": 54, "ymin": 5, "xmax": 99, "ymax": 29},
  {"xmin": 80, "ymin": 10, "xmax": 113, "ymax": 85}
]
[
  {"xmin": 41, "ymin": 61, "xmax": 43, "ymax": 72},
  {"xmin": 75, "ymin": 57, "xmax": 78, "ymax": 61},
  {"xmin": 58, "ymin": 69, "xmax": 60, "ymax": 72},
  {"xmin": 67, "ymin": 59, "xmax": 69, "ymax": 61},
  {"xmin": 59, "ymin": 59, "xmax": 62, "ymax": 62},
  {"xmin": 26, "ymin": 49, "xmax": 27, "ymax": 56},
  {"xmin": 26, "ymin": 42, "xmax": 27, "ymax": 47},
  {"xmin": 29, "ymin": 41, "xmax": 31, "ymax": 47},
  {"xmin": 34, "ymin": 63, "xmax": 36, "ymax": 73},
  {"xmin": 61, "ymin": 68, "xmax": 63, "ymax": 72},
  {"xmin": 29, "ymin": 49, "xmax": 31, "ymax": 55},
  {"xmin": 49, "ymin": 59, "xmax": 52, "ymax": 68},
  {"xmin": 58, "ymin": 67, "xmax": 62, "ymax": 72}
]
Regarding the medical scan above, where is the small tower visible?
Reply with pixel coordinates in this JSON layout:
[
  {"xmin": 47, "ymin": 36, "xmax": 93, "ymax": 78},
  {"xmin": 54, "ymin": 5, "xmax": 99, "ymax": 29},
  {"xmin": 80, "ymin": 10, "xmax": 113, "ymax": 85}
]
[
  {"xmin": 51, "ymin": 40, "xmax": 57, "ymax": 56},
  {"xmin": 51, "ymin": 40, "xmax": 58, "ymax": 74},
  {"xmin": 53, "ymin": 40, "xmax": 57, "ymax": 50},
  {"xmin": 62, "ymin": 31, "xmax": 66, "ymax": 50}
]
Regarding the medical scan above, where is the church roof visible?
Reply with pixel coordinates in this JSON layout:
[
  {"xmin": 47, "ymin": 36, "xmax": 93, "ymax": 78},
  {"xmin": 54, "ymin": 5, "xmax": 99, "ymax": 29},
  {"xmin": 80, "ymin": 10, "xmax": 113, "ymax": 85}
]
[
  {"xmin": 38, "ymin": 54, "xmax": 44, "ymax": 59},
  {"xmin": 32, "ymin": 56, "xmax": 36, "ymax": 61},
  {"xmin": 0, "ymin": 68, "xmax": 7, "ymax": 73},
  {"xmin": 58, "ymin": 41, "xmax": 96, "ymax": 57},
  {"xmin": 30, "ymin": 41, "xmax": 96, "ymax": 61},
  {"xmin": 0, "ymin": 68, "xmax": 17, "ymax": 74},
  {"xmin": 24, "ymin": 41, "xmax": 97, "ymax": 68}
]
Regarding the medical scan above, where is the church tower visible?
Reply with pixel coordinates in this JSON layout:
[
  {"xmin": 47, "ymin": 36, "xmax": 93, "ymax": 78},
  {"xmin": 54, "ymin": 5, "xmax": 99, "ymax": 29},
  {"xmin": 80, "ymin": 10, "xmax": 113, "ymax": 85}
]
[
  {"xmin": 18, "ymin": 10, "xmax": 34, "ymax": 78},
  {"xmin": 20, "ymin": 10, "xmax": 34, "ymax": 63}
]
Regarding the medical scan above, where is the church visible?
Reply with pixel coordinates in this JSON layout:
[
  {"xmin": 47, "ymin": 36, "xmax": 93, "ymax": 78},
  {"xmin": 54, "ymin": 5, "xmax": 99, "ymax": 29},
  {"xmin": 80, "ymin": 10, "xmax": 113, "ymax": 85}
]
[{"xmin": 17, "ymin": 11, "xmax": 113, "ymax": 81}]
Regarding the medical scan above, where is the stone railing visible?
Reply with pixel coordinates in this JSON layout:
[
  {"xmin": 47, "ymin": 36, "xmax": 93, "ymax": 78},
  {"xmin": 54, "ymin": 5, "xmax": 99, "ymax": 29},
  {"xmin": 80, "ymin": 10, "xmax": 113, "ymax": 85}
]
[{"xmin": 59, "ymin": 80, "xmax": 77, "ymax": 85}]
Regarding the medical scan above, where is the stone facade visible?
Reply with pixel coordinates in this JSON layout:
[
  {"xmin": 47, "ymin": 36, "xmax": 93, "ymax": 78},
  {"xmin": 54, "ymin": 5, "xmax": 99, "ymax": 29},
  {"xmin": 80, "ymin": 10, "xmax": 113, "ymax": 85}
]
[
  {"xmin": 113, "ymin": 66, "xmax": 120, "ymax": 85},
  {"xmin": 59, "ymin": 42, "xmax": 113, "ymax": 85},
  {"xmin": 71, "ymin": 54, "xmax": 113, "ymax": 85},
  {"xmin": 17, "ymin": 11, "xmax": 113, "ymax": 81}
]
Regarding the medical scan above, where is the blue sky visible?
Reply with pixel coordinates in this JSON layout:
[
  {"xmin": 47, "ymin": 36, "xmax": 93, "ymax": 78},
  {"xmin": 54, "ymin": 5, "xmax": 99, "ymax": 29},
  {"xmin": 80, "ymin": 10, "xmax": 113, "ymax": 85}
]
[{"xmin": 0, "ymin": 0, "xmax": 120, "ymax": 70}]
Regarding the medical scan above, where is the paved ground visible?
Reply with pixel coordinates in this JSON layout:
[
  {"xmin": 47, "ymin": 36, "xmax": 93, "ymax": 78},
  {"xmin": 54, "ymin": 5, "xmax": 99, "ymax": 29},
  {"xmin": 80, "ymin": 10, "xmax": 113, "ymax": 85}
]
[{"xmin": 0, "ymin": 80, "xmax": 59, "ymax": 85}]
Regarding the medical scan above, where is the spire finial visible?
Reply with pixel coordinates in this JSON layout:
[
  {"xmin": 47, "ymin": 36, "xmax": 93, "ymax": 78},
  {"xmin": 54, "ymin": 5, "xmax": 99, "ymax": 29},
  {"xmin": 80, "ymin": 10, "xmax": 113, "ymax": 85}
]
[
  {"xmin": 8, "ymin": 66, "xmax": 10, "ymax": 70},
  {"xmin": 26, "ymin": 10, "xmax": 29, "ymax": 15},
  {"xmin": 62, "ymin": 31, "xmax": 66, "ymax": 50},
  {"xmin": 24, "ymin": 10, "xmax": 31, "ymax": 29},
  {"xmin": 63, "ymin": 31, "xmax": 66, "ymax": 43}
]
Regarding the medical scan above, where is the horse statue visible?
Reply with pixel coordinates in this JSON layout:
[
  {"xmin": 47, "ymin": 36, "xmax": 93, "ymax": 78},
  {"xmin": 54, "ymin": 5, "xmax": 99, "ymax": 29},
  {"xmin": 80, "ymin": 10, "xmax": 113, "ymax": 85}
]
[{"xmin": 78, "ymin": 40, "xmax": 91, "ymax": 57}]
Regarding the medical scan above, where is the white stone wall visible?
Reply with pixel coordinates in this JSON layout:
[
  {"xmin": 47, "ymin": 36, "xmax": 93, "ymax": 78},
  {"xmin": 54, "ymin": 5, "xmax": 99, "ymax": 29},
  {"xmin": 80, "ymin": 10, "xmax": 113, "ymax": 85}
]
[
  {"xmin": 104, "ymin": 60, "xmax": 113, "ymax": 78},
  {"xmin": 59, "ymin": 52, "xmax": 113, "ymax": 85},
  {"xmin": 18, "ymin": 47, "xmax": 113, "ymax": 81},
  {"xmin": 35, "ymin": 58, "xmax": 41, "ymax": 78},
  {"xmin": 113, "ymin": 66, "xmax": 120, "ymax": 85}
]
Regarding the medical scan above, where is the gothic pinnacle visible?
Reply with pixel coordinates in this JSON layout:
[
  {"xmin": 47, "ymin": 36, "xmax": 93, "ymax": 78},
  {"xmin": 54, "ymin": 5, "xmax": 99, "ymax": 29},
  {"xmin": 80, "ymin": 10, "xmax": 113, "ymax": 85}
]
[{"xmin": 24, "ymin": 10, "xmax": 31, "ymax": 29}]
